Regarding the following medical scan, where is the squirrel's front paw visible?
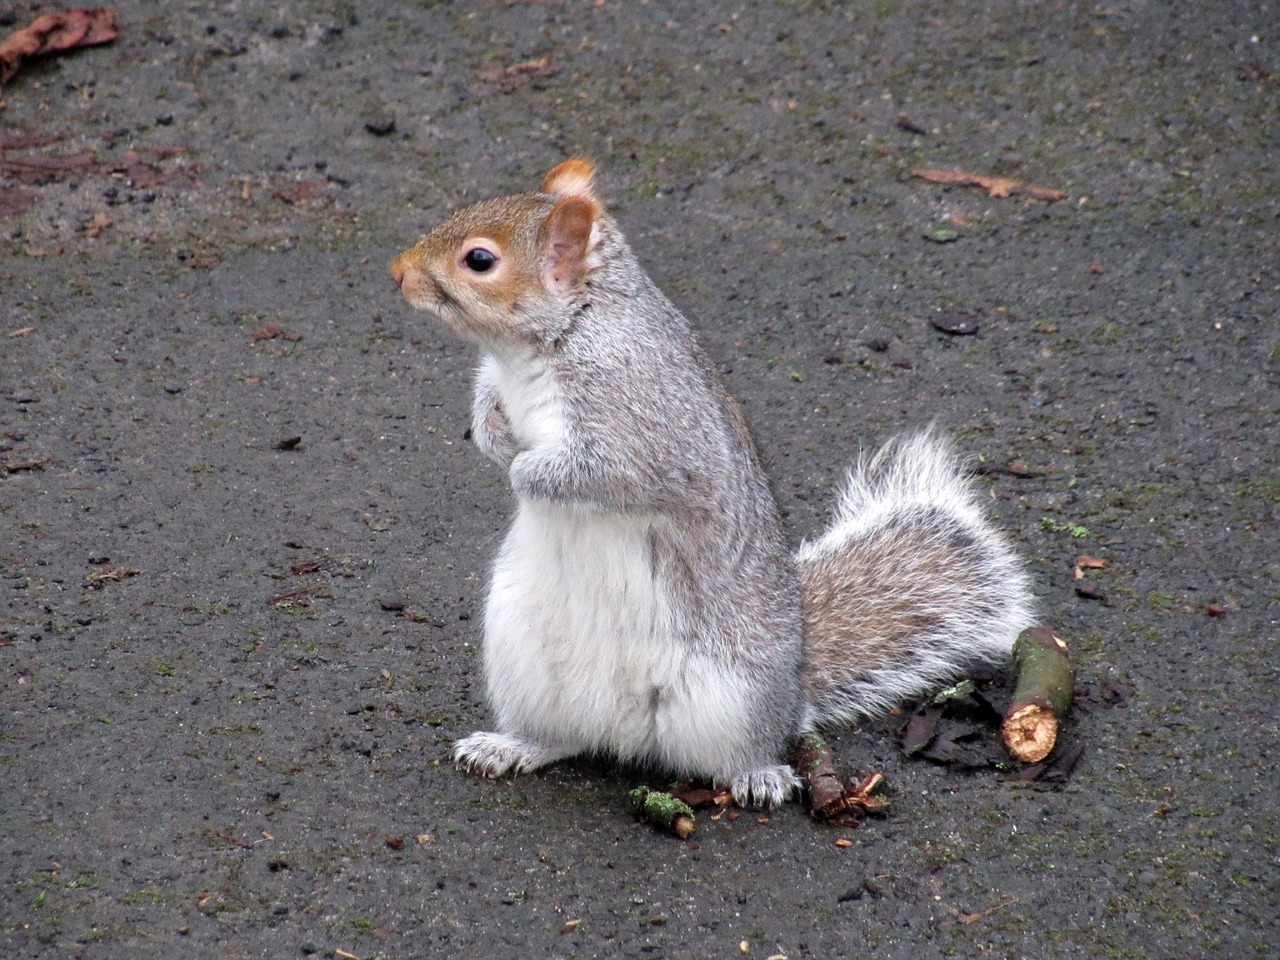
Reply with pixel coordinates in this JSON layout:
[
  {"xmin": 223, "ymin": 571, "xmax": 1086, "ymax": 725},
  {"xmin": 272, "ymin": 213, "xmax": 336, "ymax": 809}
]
[
  {"xmin": 453, "ymin": 731, "xmax": 558, "ymax": 778},
  {"xmin": 728, "ymin": 764, "xmax": 802, "ymax": 808},
  {"xmin": 471, "ymin": 402, "xmax": 521, "ymax": 468}
]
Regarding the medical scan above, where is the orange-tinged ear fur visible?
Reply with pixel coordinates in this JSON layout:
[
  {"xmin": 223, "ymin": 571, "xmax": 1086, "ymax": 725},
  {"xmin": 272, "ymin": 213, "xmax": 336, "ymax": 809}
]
[
  {"xmin": 541, "ymin": 157, "xmax": 598, "ymax": 201},
  {"xmin": 540, "ymin": 194, "xmax": 600, "ymax": 290}
]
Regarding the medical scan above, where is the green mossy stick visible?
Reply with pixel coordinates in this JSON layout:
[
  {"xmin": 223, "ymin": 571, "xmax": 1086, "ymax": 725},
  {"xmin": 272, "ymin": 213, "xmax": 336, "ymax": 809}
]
[
  {"xmin": 1001, "ymin": 627, "xmax": 1075, "ymax": 763},
  {"xmin": 628, "ymin": 787, "xmax": 696, "ymax": 839}
]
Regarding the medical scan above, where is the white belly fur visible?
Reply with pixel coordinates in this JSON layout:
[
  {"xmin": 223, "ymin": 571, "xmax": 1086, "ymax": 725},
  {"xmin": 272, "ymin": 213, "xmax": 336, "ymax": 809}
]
[{"xmin": 485, "ymin": 500, "xmax": 683, "ymax": 759}]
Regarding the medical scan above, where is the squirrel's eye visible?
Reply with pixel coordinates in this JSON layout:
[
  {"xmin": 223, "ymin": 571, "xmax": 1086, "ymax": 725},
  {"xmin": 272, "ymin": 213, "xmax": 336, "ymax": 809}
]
[{"xmin": 463, "ymin": 248, "xmax": 498, "ymax": 273}]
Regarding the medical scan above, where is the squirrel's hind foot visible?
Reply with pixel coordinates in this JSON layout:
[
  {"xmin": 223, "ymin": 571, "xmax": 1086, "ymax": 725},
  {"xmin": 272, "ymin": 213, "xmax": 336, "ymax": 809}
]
[
  {"xmin": 453, "ymin": 731, "xmax": 564, "ymax": 778},
  {"xmin": 727, "ymin": 763, "xmax": 802, "ymax": 808}
]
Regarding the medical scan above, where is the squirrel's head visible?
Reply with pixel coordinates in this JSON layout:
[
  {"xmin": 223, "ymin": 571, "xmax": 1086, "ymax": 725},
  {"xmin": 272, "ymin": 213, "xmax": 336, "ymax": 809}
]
[{"xmin": 391, "ymin": 158, "xmax": 604, "ymax": 344}]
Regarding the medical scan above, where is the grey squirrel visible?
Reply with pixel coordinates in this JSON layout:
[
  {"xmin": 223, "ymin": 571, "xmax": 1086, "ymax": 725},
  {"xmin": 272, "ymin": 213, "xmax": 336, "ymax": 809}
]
[{"xmin": 390, "ymin": 158, "xmax": 1036, "ymax": 807}]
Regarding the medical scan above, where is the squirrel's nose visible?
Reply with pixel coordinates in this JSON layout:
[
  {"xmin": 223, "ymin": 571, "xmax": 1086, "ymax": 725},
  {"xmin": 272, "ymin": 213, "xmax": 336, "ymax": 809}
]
[{"xmin": 390, "ymin": 257, "xmax": 406, "ymax": 288}]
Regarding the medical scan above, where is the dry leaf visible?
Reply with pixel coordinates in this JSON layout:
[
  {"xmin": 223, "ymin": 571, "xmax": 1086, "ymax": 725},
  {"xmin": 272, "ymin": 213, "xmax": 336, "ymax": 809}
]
[
  {"xmin": 474, "ymin": 54, "xmax": 560, "ymax": 92},
  {"xmin": 272, "ymin": 180, "xmax": 329, "ymax": 206},
  {"xmin": 0, "ymin": 185, "xmax": 36, "ymax": 216},
  {"xmin": 913, "ymin": 168, "xmax": 1066, "ymax": 202},
  {"xmin": 1, "ymin": 8, "xmax": 119, "ymax": 90},
  {"xmin": 86, "ymin": 565, "xmax": 142, "ymax": 584},
  {"xmin": 1, "ymin": 151, "xmax": 97, "ymax": 185},
  {"xmin": 83, "ymin": 211, "xmax": 112, "ymax": 237},
  {"xmin": 1074, "ymin": 554, "xmax": 1107, "ymax": 579}
]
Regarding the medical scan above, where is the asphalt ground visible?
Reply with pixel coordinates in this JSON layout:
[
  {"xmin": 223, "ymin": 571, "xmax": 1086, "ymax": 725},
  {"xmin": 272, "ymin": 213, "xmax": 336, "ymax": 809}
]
[{"xmin": 2, "ymin": 2, "xmax": 1277, "ymax": 958}]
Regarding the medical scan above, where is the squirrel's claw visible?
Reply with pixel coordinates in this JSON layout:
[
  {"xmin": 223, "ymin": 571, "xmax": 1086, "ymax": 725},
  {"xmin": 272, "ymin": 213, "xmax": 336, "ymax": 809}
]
[
  {"xmin": 727, "ymin": 764, "xmax": 803, "ymax": 809},
  {"xmin": 453, "ymin": 731, "xmax": 561, "ymax": 778}
]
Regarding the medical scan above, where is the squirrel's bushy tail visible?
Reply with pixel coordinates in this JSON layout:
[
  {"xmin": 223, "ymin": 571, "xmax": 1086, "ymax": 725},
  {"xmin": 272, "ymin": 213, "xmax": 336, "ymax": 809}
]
[{"xmin": 795, "ymin": 429, "xmax": 1036, "ymax": 730}]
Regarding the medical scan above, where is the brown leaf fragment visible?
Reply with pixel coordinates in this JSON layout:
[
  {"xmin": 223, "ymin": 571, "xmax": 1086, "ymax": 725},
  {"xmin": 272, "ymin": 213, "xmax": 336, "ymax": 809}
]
[
  {"xmin": 901, "ymin": 703, "xmax": 945, "ymax": 755},
  {"xmin": 204, "ymin": 826, "xmax": 253, "ymax": 849},
  {"xmin": 913, "ymin": 168, "xmax": 1066, "ymax": 202},
  {"xmin": 1239, "ymin": 62, "xmax": 1273, "ymax": 83},
  {"xmin": 505, "ymin": 54, "xmax": 553, "ymax": 75},
  {"xmin": 111, "ymin": 150, "xmax": 166, "ymax": 189},
  {"xmin": 0, "ymin": 8, "xmax": 120, "ymax": 91},
  {"xmin": 845, "ymin": 772, "xmax": 890, "ymax": 815},
  {"xmin": 1221, "ymin": 704, "xmax": 1265, "ymax": 723},
  {"xmin": 1099, "ymin": 679, "xmax": 1130, "ymax": 708},
  {"xmin": 85, "ymin": 565, "xmax": 141, "ymax": 584},
  {"xmin": 272, "ymin": 180, "xmax": 329, "ymax": 206},
  {"xmin": 1074, "ymin": 555, "xmax": 1107, "ymax": 580},
  {"xmin": 952, "ymin": 896, "xmax": 1018, "ymax": 925},
  {"xmin": 973, "ymin": 461, "xmax": 1044, "ymax": 479},
  {"xmin": 918, "ymin": 722, "xmax": 1006, "ymax": 767},
  {"xmin": 1011, "ymin": 741, "xmax": 1085, "ymax": 784},
  {"xmin": 929, "ymin": 308, "xmax": 982, "ymax": 336},
  {"xmin": 83, "ymin": 211, "xmax": 111, "ymax": 237},
  {"xmin": 474, "ymin": 54, "xmax": 560, "ymax": 92},
  {"xmin": 668, "ymin": 784, "xmax": 729, "ymax": 809},
  {"xmin": 0, "ymin": 185, "xmax": 36, "ymax": 216},
  {"xmin": 271, "ymin": 586, "xmax": 327, "ymax": 607},
  {"xmin": 250, "ymin": 325, "xmax": 303, "ymax": 343},
  {"xmin": 2, "ymin": 456, "xmax": 52, "ymax": 474},
  {"xmin": 1, "ymin": 133, "xmax": 65, "ymax": 150},
  {"xmin": 896, "ymin": 115, "xmax": 929, "ymax": 136},
  {"xmin": 1, "ymin": 151, "xmax": 97, "ymax": 185}
]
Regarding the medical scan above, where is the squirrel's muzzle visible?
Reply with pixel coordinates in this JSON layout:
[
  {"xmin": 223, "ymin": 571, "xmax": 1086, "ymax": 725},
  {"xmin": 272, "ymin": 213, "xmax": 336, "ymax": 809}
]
[{"xmin": 389, "ymin": 255, "xmax": 408, "ymax": 288}]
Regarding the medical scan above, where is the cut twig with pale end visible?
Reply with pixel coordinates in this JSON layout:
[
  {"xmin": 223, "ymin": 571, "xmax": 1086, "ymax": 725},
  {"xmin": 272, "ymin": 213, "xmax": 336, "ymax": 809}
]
[{"xmin": 1001, "ymin": 627, "xmax": 1075, "ymax": 763}]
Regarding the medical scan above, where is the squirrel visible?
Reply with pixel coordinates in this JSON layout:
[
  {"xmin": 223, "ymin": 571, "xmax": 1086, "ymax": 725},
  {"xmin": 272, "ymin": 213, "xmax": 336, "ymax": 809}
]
[{"xmin": 390, "ymin": 158, "xmax": 1036, "ymax": 807}]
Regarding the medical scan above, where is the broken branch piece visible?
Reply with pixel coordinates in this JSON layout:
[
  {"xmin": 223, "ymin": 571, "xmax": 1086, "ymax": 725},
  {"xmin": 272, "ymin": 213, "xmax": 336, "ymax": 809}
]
[
  {"xmin": 1001, "ymin": 627, "xmax": 1075, "ymax": 763},
  {"xmin": 628, "ymin": 787, "xmax": 696, "ymax": 839}
]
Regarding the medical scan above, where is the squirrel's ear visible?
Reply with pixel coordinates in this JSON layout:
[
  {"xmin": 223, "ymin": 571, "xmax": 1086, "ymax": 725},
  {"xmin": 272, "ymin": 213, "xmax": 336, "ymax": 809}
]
[
  {"xmin": 541, "ymin": 157, "xmax": 598, "ymax": 202},
  {"xmin": 539, "ymin": 194, "xmax": 600, "ymax": 292}
]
